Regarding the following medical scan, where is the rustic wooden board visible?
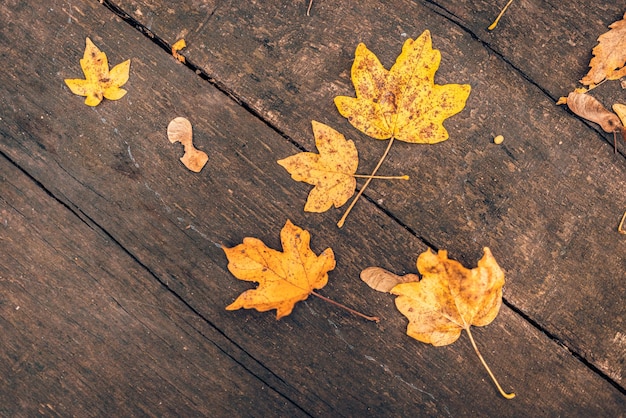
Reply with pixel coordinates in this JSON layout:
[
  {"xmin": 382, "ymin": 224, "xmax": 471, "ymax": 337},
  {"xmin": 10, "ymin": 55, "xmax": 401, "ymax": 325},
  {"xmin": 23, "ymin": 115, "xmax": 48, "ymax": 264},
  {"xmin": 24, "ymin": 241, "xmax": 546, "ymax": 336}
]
[
  {"xmin": 0, "ymin": 156, "xmax": 308, "ymax": 416},
  {"xmin": 0, "ymin": 0, "xmax": 625, "ymax": 415},
  {"xmin": 424, "ymin": 1, "xmax": 624, "ymax": 98},
  {"xmin": 109, "ymin": 0, "xmax": 626, "ymax": 386}
]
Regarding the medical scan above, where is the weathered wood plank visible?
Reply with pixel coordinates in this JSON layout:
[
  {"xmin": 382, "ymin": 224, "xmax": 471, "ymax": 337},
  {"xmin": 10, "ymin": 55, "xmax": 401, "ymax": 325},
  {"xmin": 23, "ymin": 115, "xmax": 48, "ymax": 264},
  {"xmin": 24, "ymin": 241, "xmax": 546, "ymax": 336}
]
[
  {"xmin": 110, "ymin": 0, "xmax": 626, "ymax": 385},
  {"xmin": 0, "ymin": 0, "xmax": 624, "ymax": 415},
  {"xmin": 0, "ymin": 156, "xmax": 308, "ymax": 417},
  {"xmin": 423, "ymin": 1, "xmax": 624, "ymax": 98}
]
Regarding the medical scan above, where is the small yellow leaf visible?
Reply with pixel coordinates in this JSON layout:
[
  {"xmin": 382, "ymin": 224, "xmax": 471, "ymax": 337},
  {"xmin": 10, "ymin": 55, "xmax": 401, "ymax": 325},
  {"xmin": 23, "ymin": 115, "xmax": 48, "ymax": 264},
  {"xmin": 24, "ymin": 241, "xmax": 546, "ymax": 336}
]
[
  {"xmin": 278, "ymin": 121, "xmax": 358, "ymax": 212},
  {"xmin": 223, "ymin": 220, "xmax": 335, "ymax": 319},
  {"xmin": 64, "ymin": 37, "xmax": 130, "ymax": 106},
  {"xmin": 172, "ymin": 38, "xmax": 187, "ymax": 63}
]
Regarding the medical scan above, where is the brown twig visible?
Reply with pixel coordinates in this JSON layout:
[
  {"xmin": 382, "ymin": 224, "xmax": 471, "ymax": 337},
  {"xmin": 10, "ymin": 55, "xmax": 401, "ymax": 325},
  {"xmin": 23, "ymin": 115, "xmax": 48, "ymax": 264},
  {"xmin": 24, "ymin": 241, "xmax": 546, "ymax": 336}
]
[
  {"xmin": 312, "ymin": 291, "xmax": 380, "ymax": 322},
  {"xmin": 307, "ymin": 0, "xmax": 314, "ymax": 16}
]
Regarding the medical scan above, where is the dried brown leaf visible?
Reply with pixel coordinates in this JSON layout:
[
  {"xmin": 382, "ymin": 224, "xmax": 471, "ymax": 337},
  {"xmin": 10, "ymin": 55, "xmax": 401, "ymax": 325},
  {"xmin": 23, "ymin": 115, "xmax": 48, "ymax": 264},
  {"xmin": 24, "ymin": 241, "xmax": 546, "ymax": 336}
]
[
  {"xmin": 566, "ymin": 92, "xmax": 622, "ymax": 133},
  {"xmin": 581, "ymin": 12, "xmax": 626, "ymax": 87}
]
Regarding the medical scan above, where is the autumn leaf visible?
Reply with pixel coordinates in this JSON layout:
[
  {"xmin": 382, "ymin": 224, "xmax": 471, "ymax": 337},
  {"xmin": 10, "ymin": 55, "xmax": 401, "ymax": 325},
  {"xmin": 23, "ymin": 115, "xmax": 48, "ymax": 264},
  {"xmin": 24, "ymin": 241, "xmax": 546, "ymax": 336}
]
[
  {"xmin": 278, "ymin": 121, "xmax": 358, "ymax": 212},
  {"xmin": 362, "ymin": 247, "xmax": 515, "ymax": 399},
  {"xmin": 560, "ymin": 92, "xmax": 624, "ymax": 152},
  {"xmin": 335, "ymin": 31, "xmax": 471, "ymax": 144},
  {"xmin": 333, "ymin": 31, "xmax": 470, "ymax": 227},
  {"xmin": 64, "ymin": 38, "xmax": 130, "ymax": 106},
  {"xmin": 223, "ymin": 220, "xmax": 335, "ymax": 319},
  {"xmin": 581, "ymin": 12, "xmax": 626, "ymax": 88},
  {"xmin": 565, "ymin": 92, "xmax": 623, "ymax": 133}
]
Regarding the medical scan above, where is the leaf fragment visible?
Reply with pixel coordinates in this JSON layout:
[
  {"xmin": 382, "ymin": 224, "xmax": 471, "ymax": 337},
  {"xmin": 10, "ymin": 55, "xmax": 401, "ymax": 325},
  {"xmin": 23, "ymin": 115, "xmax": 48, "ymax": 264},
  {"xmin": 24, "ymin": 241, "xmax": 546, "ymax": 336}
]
[
  {"xmin": 172, "ymin": 38, "xmax": 187, "ymax": 63},
  {"xmin": 223, "ymin": 220, "xmax": 335, "ymax": 319},
  {"xmin": 167, "ymin": 117, "xmax": 208, "ymax": 172},
  {"xmin": 361, "ymin": 267, "xmax": 419, "ymax": 293},
  {"xmin": 278, "ymin": 121, "xmax": 358, "ymax": 212},
  {"xmin": 581, "ymin": 12, "xmax": 626, "ymax": 88},
  {"xmin": 64, "ymin": 37, "xmax": 130, "ymax": 106}
]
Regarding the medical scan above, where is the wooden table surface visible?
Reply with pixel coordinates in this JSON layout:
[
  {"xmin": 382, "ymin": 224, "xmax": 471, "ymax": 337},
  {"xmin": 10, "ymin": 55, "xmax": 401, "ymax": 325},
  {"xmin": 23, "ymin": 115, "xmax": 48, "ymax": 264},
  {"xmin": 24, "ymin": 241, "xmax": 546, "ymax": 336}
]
[{"xmin": 1, "ymin": 0, "xmax": 624, "ymax": 416}]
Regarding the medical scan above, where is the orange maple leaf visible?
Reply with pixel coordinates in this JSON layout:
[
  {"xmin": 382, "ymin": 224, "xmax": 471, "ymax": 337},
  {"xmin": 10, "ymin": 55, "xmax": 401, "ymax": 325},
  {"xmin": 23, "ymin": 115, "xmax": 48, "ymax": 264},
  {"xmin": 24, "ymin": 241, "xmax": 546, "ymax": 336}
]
[
  {"xmin": 223, "ymin": 220, "xmax": 335, "ymax": 319},
  {"xmin": 361, "ymin": 247, "xmax": 515, "ymax": 399},
  {"xmin": 581, "ymin": 12, "xmax": 626, "ymax": 88}
]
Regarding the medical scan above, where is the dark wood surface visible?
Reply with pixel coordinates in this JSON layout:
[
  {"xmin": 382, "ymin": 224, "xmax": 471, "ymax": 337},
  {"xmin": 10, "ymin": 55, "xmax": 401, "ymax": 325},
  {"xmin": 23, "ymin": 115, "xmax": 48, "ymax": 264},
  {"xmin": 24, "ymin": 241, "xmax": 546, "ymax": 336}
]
[{"xmin": 0, "ymin": 0, "xmax": 624, "ymax": 416}]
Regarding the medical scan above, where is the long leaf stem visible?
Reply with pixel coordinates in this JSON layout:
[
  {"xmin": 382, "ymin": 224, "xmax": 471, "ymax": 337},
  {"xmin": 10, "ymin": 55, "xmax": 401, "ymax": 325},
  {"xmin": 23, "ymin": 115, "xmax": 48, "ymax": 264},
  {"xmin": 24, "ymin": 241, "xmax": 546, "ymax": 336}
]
[
  {"xmin": 488, "ymin": 0, "xmax": 514, "ymax": 30},
  {"xmin": 618, "ymin": 210, "xmax": 626, "ymax": 234},
  {"xmin": 353, "ymin": 174, "xmax": 409, "ymax": 180},
  {"xmin": 311, "ymin": 291, "xmax": 379, "ymax": 322},
  {"xmin": 337, "ymin": 136, "xmax": 396, "ymax": 228},
  {"xmin": 466, "ymin": 327, "xmax": 516, "ymax": 399}
]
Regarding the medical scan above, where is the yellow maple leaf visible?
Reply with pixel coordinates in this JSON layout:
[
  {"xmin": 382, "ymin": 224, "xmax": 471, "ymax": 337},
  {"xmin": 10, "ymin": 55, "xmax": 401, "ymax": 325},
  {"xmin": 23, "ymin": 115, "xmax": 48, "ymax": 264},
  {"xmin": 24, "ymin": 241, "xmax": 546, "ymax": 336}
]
[
  {"xmin": 335, "ymin": 30, "xmax": 471, "ymax": 144},
  {"xmin": 333, "ymin": 31, "xmax": 470, "ymax": 227},
  {"xmin": 581, "ymin": 12, "xmax": 626, "ymax": 88},
  {"xmin": 64, "ymin": 37, "xmax": 131, "ymax": 106},
  {"xmin": 223, "ymin": 220, "xmax": 335, "ymax": 319},
  {"xmin": 277, "ymin": 121, "xmax": 358, "ymax": 212},
  {"xmin": 361, "ymin": 247, "xmax": 515, "ymax": 399}
]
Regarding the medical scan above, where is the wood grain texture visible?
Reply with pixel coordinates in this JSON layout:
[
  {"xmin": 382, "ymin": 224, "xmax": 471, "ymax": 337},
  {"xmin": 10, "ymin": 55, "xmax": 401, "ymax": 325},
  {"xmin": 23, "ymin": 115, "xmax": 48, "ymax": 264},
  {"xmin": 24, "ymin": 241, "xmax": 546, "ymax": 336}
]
[
  {"xmin": 109, "ymin": 0, "xmax": 626, "ymax": 386},
  {"xmin": 0, "ymin": 156, "xmax": 309, "ymax": 417},
  {"xmin": 0, "ymin": 0, "xmax": 624, "ymax": 416}
]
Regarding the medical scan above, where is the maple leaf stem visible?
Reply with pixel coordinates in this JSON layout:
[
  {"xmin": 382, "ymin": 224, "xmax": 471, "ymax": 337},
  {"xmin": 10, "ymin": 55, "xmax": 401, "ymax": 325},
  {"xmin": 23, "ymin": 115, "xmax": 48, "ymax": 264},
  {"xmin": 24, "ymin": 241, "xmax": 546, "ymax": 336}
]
[
  {"xmin": 311, "ymin": 291, "xmax": 380, "ymax": 322},
  {"xmin": 337, "ymin": 136, "xmax": 396, "ymax": 228},
  {"xmin": 353, "ymin": 174, "xmax": 409, "ymax": 180},
  {"xmin": 465, "ymin": 327, "xmax": 515, "ymax": 399},
  {"xmin": 488, "ymin": 0, "xmax": 514, "ymax": 31},
  {"xmin": 618, "ymin": 210, "xmax": 626, "ymax": 234}
]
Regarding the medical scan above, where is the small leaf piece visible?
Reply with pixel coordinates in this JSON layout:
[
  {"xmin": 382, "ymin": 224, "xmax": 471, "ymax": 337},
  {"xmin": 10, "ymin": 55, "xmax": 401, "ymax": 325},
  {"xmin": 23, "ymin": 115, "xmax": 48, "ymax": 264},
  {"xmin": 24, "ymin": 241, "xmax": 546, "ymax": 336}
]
[
  {"xmin": 223, "ymin": 220, "xmax": 335, "ymax": 319},
  {"xmin": 167, "ymin": 117, "xmax": 208, "ymax": 172},
  {"xmin": 278, "ymin": 121, "xmax": 358, "ymax": 212},
  {"xmin": 172, "ymin": 38, "xmax": 187, "ymax": 63},
  {"xmin": 389, "ymin": 248, "xmax": 504, "ymax": 346},
  {"xmin": 581, "ymin": 12, "xmax": 626, "ymax": 88},
  {"xmin": 361, "ymin": 267, "xmax": 419, "ymax": 293},
  {"xmin": 566, "ymin": 92, "xmax": 622, "ymax": 133},
  {"xmin": 64, "ymin": 37, "xmax": 130, "ymax": 106},
  {"xmin": 334, "ymin": 31, "xmax": 471, "ymax": 144}
]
